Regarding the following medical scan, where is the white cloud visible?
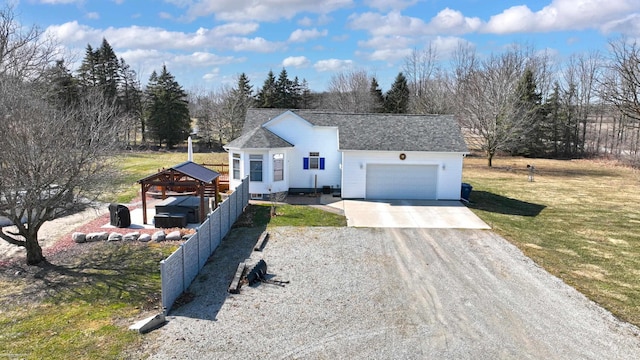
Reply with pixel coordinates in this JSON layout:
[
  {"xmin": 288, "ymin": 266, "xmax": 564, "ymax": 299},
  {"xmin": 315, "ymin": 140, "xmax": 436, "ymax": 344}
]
[
  {"xmin": 601, "ymin": 13, "xmax": 640, "ymax": 36},
  {"xmin": 349, "ymin": 10, "xmax": 480, "ymax": 37},
  {"xmin": 173, "ymin": 52, "xmax": 236, "ymax": 66},
  {"xmin": 429, "ymin": 8, "xmax": 482, "ymax": 34},
  {"xmin": 483, "ymin": 0, "xmax": 640, "ymax": 34},
  {"xmin": 298, "ymin": 17, "xmax": 314, "ymax": 27},
  {"xmin": 86, "ymin": 12, "xmax": 100, "ymax": 20},
  {"xmin": 184, "ymin": 0, "xmax": 354, "ymax": 22},
  {"xmin": 367, "ymin": 48, "xmax": 413, "ymax": 62},
  {"xmin": 282, "ymin": 56, "xmax": 310, "ymax": 68},
  {"xmin": 44, "ymin": 21, "xmax": 280, "ymax": 52},
  {"xmin": 203, "ymin": 68, "xmax": 221, "ymax": 81},
  {"xmin": 313, "ymin": 59, "xmax": 354, "ymax": 72},
  {"xmin": 288, "ymin": 28, "xmax": 328, "ymax": 43}
]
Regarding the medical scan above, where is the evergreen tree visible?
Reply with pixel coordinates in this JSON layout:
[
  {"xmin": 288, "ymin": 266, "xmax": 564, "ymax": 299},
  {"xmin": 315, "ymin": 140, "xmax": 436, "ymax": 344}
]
[
  {"xmin": 229, "ymin": 72, "xmax": 254, "ymax": 138},
  {"xmin": 543, "ymin": 82, "xmax": 562, "ymax": 157},
  {"xmin": 77, "ymin": 39, "xmax": 120, "ymax": 103},
  {"xmin": 384, "ymin": 72, "xmax": 410, "ymax": 113},
  {"xmin": 118, "ymin": 58, "xmax": 144, "ymax": 144},
  {"xmin": 275, "ymin": 68, "xmax": 293, "ymax": 108},
  {"xmin": 291, "ymin": 76, "xmax": 302, "ymax": 108},
  {"xmin": 510, "ymin": 68, "xmax": 545, "ymax": 156},
  {"xmin": 299, "ymin": 79, "xmax": 313, "ymax": 109},
  {"xmin": 256, "ymin": 70, "xmax": 277, "ymax": 108},
  {"xmin": 145, "ymin": 65, "xmax": 190, "ymax": 148},
  {"xmin": 97, "ymin": 38, "xmax": 120, "ymax": 102},
  {"xmin": 42, "ymin": 59, "xmax": 79, "ymax": 109},
  {"xmin": 77, "ymin": 44, "xmax": 99, "ymax": 87},
  {"xmin": 370, "ymin": 77, "xmax": 385, "ymax": 113}
]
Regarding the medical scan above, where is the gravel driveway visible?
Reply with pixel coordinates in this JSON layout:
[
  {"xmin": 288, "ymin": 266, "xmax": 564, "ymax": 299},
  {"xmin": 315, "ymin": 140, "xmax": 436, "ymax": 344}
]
[{"xmin": 135, "ymin": 227, "xmax": 640, "ymax": 359}]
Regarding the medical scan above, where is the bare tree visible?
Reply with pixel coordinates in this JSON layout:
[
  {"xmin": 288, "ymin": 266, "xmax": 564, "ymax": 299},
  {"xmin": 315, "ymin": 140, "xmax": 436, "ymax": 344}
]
[
  {"xmin": 561, "ymin": 51, "xmax": 603, "ymax": 155},
  {"xmin": 323, "ymin": 69, "xmax": 375, "ymax": 112},
  {"xmin": 604, "ymin": 38, "xmax": 640, "ymax": 125},
  {"xmin": 0, "ymin": 4, "xmax": 58, "ymax": 80},
  {"xmin": 455, "ymin": 46, "xmax": 541, "ymax": 166},
  {"xmin": 403, "ymin": 45, "xmax": 453, "ymax": 114},
  {"xmin": 0, "ymin": 78, "xmax": 124, "ymax": 265}
]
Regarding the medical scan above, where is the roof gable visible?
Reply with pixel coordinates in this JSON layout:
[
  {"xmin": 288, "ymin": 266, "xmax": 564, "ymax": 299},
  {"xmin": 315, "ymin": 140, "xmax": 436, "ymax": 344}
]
[
  {"xmin": 224, "ymin": 126, "xmax": 293, "ymax": 149},
  {"xmin": 262, "ymin": 110, "xmax": 313, "ymax": 129}
]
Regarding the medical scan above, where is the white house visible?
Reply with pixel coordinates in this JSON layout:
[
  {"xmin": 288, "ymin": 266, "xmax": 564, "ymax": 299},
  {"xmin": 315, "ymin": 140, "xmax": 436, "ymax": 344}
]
[{"xmin": 223, "ymin": 109, "xmax": 468, "ymax": 200}]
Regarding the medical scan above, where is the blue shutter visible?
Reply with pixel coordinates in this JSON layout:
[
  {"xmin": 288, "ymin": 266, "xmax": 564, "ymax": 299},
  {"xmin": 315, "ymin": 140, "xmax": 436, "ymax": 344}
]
[
  {"xmin": 319, "ymin": 157, "xmax": 325, "ymax": 170},
  {"xmin": 303, "ymin": 157, "xmax": 309, "ymax": 169}
]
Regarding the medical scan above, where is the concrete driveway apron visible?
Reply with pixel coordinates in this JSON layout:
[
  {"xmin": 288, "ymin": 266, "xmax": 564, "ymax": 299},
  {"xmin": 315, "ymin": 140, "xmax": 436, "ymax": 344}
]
[{"xmin": 332, "ymin": 199, "xmax": 491, "ymax": 229}]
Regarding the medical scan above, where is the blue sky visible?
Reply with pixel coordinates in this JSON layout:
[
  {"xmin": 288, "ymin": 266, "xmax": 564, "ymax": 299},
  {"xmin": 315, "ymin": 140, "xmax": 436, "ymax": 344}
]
[{"xmin": 12, "ymin": 0, "xmax": 640, "ymax": 92}]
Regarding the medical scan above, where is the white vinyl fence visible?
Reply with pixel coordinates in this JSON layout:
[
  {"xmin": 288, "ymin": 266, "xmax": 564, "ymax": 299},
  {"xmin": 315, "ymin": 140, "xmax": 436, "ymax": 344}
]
[{"xmin": 160, "ymin": 177, "xmax": 249, "ymax": 314}]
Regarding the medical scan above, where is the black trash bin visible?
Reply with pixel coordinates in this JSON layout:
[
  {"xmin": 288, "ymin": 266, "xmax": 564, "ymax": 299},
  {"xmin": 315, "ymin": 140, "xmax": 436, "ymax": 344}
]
[
  {"xmin": 461, "ymin": 183, "xmax": 472, "ymax": 201},
  {"xmin": 108, "ymin": 203, "xmax": 131, "ymax": 228}
]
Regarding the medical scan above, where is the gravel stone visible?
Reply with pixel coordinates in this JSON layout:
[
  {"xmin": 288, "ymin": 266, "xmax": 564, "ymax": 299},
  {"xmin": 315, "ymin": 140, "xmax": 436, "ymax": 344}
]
[{"xmin": 135, "ymin": 227, "xmax": 640, "ymax": 359}]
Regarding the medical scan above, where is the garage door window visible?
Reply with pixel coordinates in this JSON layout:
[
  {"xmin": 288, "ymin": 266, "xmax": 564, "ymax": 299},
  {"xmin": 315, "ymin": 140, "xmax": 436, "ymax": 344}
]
[{"xmin": 303, "ymin": 152, "xmax": 325, "ymax": 170}]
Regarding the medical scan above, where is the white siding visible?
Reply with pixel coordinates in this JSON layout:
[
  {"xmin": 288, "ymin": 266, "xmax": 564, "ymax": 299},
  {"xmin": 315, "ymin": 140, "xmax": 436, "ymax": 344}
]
[
  {"xmin": 227, "ymin": 149, "xmax": 291, "ymax": 195},
  {"xmin": 342, "ymin": 151, "xmax": 464, "ymax": 200},
  {"xmin": 264, "ymin": 113, "xmax": 341, "ymax": 191}
]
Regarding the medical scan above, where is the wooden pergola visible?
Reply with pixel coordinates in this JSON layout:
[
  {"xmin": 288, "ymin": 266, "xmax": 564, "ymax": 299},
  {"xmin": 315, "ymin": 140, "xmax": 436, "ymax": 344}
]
[{"xmin": 137, "ymin": 161, "xmax": 220, "ymax": 225}]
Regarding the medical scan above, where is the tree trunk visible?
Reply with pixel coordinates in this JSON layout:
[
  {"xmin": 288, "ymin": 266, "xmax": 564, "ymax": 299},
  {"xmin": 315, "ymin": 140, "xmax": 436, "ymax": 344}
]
[
  {"xmin": 487, "ymin": 151, "xmax": 494, "ymax": 167},
  {"xmin": 25, "ymin": 234, "xmax": 45, "ymax": 265}
]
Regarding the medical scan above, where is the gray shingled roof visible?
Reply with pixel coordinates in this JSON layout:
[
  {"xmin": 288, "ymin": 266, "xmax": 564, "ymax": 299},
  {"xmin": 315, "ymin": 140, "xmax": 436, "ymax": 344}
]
[
  {"xmin": 224, "ymin": 125, "xmax": 293, "ymax": 149},
  {"xmin": 230, "ymin": 109, "xmax": 468, "ymax": 152}
]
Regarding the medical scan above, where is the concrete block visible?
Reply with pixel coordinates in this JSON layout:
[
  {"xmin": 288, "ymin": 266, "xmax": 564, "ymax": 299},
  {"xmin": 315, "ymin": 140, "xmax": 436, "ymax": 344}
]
[
  {"xmin": 228, "ymin": 262, "xmax": 246, "ymax": 294},
  {"xmin": 254, "ymin": 231, "xmax": 269, "ymax": 251},
  {"xmin": 129, "ymin": 313, "xmax": 166, "ymax": 334}
]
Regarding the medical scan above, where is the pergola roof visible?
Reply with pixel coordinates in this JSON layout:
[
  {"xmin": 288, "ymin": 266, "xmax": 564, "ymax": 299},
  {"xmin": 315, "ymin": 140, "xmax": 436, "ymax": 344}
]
[
  {"xmin": 138, "ymin": 161, "xmax": 220, "ymax": 184},
  {"xmin": 137, "ymin": 161, "xmax": 220, "ymax": 225}
]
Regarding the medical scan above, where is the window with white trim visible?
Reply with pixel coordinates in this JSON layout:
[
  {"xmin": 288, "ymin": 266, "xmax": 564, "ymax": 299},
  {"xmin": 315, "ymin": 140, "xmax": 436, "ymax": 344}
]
[
  {"xmin": 273, "ymin": 153, "xmax": 284, "ymax": 181},
  {"xmin": 249, "ymin": 154, "xmax": 263, "ymax": 182},
  {"xmin": 232, "ymin": 153, "xmax": 241, "ymax": 180}
]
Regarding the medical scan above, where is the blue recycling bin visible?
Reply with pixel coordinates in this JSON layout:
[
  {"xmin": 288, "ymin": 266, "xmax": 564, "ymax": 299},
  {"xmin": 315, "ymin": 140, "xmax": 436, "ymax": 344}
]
[{"xmin": 461, "ymin": 183, "xmax": 472, "ymax": 201}]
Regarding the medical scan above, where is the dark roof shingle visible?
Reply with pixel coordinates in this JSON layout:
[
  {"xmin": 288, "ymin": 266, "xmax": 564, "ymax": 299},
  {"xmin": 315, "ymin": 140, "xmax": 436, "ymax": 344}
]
[{"xmin": 231, "ymin": 109, "xmax": 468, "ymax": 152}]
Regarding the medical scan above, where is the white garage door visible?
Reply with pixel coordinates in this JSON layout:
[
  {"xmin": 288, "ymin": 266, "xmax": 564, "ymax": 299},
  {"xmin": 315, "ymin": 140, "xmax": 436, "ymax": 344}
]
[{"xmin": 366, "ymin": 164, "xmax": 438, "ymax": 200}]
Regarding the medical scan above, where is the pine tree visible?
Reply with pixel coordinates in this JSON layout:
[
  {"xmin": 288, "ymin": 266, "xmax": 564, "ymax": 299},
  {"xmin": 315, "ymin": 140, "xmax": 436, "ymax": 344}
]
[
  {"xmin": 97, "ymin": 38, "xmax": 120, "ymax": 103},
  {"xmin": 384, "ymin": 72, "xmax": 410, "ymax": 113},
  {"xmin": 118, "ymin": 58, "xmax": 143, "ymax": 144},
  {"xmin": 300, "ymin": 79, "xmax": 313, "ymax": 109},
  {"xmin": 77, "ymin": 39, "xmax": 120, "ymax": 103},
  {"xmin": 275, "ymin": 68, "xmax": 292, "ymax": 108},
  {"xmin": 256, "ymin": 70, "xmax": 277, "ymax": 108},
  {"xmin": 77, "ymin": 44, "xmax": 99, "ymax": 87},
  {"xmin": 229, "ymin": 72, "xmax": 254, "ymax": 138},
  {"xmin": 145, "ymin": 65, "xmax": 190, "ymax": 148},
  {"xmin": 543, "ymin": 82, "xmax": 562, "ymax": 157},
  {"xmin": 42, "ymin": 59, "xmax": 79, "ymax": 109},
  {"xmin": 510, "ymin": 68, "xmax": 544, "ymax": 156},
  {"xmin": 370, "ymin": 77, "xmax": 385, "ymax": 113}
]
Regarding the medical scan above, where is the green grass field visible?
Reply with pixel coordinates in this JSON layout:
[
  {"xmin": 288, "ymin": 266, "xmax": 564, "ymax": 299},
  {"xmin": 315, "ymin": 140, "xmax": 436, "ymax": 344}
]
[{"xmin": 463, "ymin": 156, "xmax": 640, "ymax": 326}]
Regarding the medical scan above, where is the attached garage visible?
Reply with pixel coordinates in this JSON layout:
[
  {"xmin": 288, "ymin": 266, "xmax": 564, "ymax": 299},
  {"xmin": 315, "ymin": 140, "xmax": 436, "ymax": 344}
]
[{"xmin": 366, "ymin": 164, "xmax": 438, "ymax": 200}]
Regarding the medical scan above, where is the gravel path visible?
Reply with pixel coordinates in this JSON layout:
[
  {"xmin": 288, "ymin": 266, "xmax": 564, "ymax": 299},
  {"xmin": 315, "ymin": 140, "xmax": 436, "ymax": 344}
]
[{"xmin": 135, "ymin": 227, "xmax": 640, "ymax": 359}]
